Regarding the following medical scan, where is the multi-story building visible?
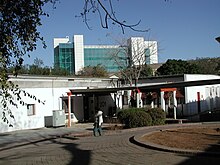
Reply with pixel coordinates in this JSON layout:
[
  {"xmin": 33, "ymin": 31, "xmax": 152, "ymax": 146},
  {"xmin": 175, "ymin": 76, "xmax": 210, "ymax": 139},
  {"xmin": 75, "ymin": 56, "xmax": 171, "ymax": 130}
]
[{"xmin": 54, "ymin": 35, "xmax": 158, "ymax": 74}]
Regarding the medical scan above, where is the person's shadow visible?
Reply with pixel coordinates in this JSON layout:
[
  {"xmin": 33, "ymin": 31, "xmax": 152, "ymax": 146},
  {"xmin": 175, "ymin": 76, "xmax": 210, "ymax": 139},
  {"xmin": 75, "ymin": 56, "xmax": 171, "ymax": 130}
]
[
  {"xmin": 54, "ymin": 136, "xmax": 91, "ymax": 165},
  {"xmin": 0, "ymin": 135, "xmax": 91, "ymax": 165}
]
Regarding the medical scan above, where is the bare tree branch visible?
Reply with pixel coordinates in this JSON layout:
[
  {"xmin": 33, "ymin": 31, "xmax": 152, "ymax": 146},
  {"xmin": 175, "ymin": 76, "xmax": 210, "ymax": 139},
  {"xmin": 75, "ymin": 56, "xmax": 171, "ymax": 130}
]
[
  {"xmin": 109, "ymin": 37, "xmax": 157, "ymax": 86},
  {"xmin": 78, "ymin": 0, "xmax": 150, "ymax": 33}
]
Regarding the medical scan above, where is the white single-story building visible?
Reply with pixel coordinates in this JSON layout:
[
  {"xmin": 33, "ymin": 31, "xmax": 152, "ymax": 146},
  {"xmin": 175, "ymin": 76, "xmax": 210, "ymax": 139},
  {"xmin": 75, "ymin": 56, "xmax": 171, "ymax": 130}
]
[
  {"xmin": 183, "ymin": 74, "xmax": 220, "ymax": 120},
  {"xmin": 0, "ymin": 74, "xmax": 220, "ymax": 133},
  {"xmin": 0, "ymin": 75, "xmax": 114, "ymax": 133}
]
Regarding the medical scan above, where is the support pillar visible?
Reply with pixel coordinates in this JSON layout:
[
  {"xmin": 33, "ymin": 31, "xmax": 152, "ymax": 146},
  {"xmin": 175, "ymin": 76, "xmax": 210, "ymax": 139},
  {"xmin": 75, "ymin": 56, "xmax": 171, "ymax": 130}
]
[
  {"xmin": 160, "ymin": 91, "xmax": 165, "ymax": 111},
  {"xmin": 67, "ymin": 92, "xmax": 72, "ymax": 127},
  {"xmin": 173, "ymin": 90, "xmax": 177, "ymax": 119},
  {"xmin": 127, "ymin": 90, "xmax": 131, "ymax": 107},
  {"xmin": 136, "ymin": 92, "xmax": 143, "ymax": 108},
  {"xmin": 151, "ymin": 100, "xmax": 154, "ymax": 108}
]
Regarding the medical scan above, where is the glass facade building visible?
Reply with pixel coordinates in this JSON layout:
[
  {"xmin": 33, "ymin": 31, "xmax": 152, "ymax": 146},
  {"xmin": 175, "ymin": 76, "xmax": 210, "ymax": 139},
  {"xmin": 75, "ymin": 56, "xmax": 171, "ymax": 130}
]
[
  {"xmin": 84, "ymin": 46, "xmax": 127, "ymax": 72},
  {"xmin": 54, "ymin": 43, "xmax": 74, "ymax": 74},
  {"xmin": 54, "ymin": 35, "xmax": 158, "ymax": 74}
]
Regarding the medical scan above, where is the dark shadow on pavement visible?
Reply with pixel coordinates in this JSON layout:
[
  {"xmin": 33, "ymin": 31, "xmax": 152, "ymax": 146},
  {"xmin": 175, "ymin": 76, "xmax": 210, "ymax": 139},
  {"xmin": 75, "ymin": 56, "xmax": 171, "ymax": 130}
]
[
  {"xmin": 52, "ymin": 135, "xmax": 91, "ymax": 165},
  {"xmin": 177, "ymin": 140, "xmax": 220, "ymax": 165},
  {"xmin": 0, "ymin": 135, "xmax": 91, "ymax": 165},
  {"xmin": 0, "ymin": 137, "xmax": 58, "ymax": 152}
]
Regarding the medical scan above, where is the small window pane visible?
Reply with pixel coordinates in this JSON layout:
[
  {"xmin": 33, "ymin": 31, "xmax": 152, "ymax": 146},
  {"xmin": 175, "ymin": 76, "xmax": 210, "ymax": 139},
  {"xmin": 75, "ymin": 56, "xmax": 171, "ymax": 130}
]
[{"xmin": 27, "ymin": 104, "xmax": 35, "ymax": 116}]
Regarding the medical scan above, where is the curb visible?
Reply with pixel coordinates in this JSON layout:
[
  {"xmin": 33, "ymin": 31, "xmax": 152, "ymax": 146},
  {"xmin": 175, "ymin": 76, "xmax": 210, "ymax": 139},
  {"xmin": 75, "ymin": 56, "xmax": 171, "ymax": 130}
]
[{"xmin": 131, "ymin": 131, "xmax": 220, "ymax": 157}]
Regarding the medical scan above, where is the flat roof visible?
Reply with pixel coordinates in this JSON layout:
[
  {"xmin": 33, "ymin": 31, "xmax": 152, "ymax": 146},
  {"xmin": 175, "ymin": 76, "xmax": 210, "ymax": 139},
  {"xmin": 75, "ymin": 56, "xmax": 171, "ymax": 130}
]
[{"xmin": 70, "ymin": 78, "xmax": 220, "ymax": 95}]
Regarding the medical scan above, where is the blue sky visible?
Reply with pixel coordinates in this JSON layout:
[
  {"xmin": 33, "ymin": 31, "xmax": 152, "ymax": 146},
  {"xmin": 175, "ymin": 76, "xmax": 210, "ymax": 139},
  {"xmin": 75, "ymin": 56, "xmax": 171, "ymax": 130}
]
[{"xmin": 26, "ymin": 0, "xmax": 220, "ymax": 67}]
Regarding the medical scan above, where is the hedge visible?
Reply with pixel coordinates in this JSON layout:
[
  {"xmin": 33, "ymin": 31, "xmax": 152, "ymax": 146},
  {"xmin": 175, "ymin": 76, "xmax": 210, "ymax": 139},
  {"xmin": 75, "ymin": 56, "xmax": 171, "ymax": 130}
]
[
  {"xmin": 117, "ymin": 107, "xmax": 166, "ymax": 128},
  {"xmin": 117, "ymin": 108, "xmax": 152, "ymax": 128},
  {"xmin": 145, "ymin": 108, "xmax": 166, "ymax": 125}
]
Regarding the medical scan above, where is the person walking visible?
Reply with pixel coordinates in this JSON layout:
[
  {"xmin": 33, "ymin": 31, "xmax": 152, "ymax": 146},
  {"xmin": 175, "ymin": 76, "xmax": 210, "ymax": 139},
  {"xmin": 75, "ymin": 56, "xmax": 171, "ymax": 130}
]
[{"xmin": 93, "ymin": 109, "xmax": 103, "ymax": 136}]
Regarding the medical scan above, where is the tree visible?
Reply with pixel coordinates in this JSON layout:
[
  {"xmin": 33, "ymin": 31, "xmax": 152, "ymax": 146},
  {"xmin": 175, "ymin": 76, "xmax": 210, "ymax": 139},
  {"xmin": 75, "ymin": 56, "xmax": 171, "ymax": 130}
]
[
  {"xmin": 140, "ymin": 64, "xmax": 153, "ymax": 78},
  {"xmin": 7, "ymin": 65, "xmax": 29, "ymax": 75},
  {"xmin": 28, "ymin": 58, "xmax": 51, "ymax": 75},
  {"xmin": 33, "ymin": 58, "xmax": 44, "ymax": 68},
  {"xmin": 156, "ymin": 59, "xmax": 201, "ymax": 75},
  {"xmin": 78, "ymin": 0, "xmax": 149, "ymax": 34},
  {"xmin": 8, "ymin": 63, "xmax": 70, "ymax": 76},
  {"xmin": 78, "ymin": 65, "xmax": 108, "ymax": 77},
  {"xmin": 79, "ymin": 0, "xmax": 170, "ymax": 33},
  {"xmin": 0, "ymin": 1, "xmax": 55, "ymax": 76},
  {"xmin": 1, "ymin": 0, "xmax": 153, "ymax": 88},
  {"xmin": 111, "ymin": 38, "xmax": 157, "ymax": 86},
  {"xmin": 216, "ymin": 62, "xmax": 220, "ymax": 74},
  {"xmin": 0, "ymin": 0, "xmax": 56, "ymax": 125},
  {"xmin": 1, "ymin": 0, "xmax": 164, "ymax": 124},
  {"xmin": 51, "ymin": 67, "xmax": 70, "ymax": 76},
  {"xmin": 189, "ymin": 57, "xmax": 220, "ymax": 75}
]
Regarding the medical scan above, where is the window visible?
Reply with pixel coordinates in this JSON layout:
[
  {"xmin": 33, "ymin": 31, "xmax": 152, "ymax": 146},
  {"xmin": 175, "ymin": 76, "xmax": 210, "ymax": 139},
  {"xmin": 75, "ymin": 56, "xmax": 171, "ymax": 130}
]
[{"xmin": 27, "ymin": 104, "xmax": 36, "ymax": 116}]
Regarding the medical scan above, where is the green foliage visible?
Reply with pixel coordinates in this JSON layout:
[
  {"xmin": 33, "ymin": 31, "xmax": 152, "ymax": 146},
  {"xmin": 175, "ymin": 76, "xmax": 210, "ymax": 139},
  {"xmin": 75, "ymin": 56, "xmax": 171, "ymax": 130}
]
[
  {"xmin": 28, "ymin": 58, "xmax": 50, "ymax": 75},
  {"xmin": 140, "ymin": 64, "xmax": 153, "ymax": 78},
  {"xmin": 156, "ymin": 59, "xmax": 201, "ymax": 75},
  {"xmin": 145, "ymin": 108, "xmax": 166, "ymax": 125},
  {"xmin": 127, "ymin": 110, "xmax": 152, "ymax": 128},
  {"xmin": 0, "ymin": 0, "xmax": 54, "ymax": 77},
  {"xmin": 117, "ymin": 108, "xmax": 152, "ymax": 128},
  {"xmin": 28, "ymin": 65, "xmax": 50, "ymax": 75},
  {"xmin": 50, "ymin": 67, "xmax": 70, "ymax": 76},
  {"xmin": 117, "ymin": 107, "xmax": 166, "ymax": 128},
  {"xmin": 7, "ymin": 57, "xmax": 71, "ymax": 76},
  {"xmin": 189, "ymin": 57, "xmax": 220, "ymax": 75},
  {"xmin": 78, "ymin": 64, "xmax": 108, "ymax": 77},
  {"xmin": 0, "ymin": 0, "xmax": 55, "ymax": 124},
  {"xmin": 157, "ymin": 58, "xmax": 220, "ymax": 76}
]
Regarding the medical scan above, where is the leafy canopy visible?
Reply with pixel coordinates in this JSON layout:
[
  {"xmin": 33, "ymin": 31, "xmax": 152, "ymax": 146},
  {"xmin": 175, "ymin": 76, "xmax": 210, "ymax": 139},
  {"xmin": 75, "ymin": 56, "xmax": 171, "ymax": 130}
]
[
  {"xmin": 0, "ymin": 0, "xmax": 55, "ymax": 125},
  {"xmin": 156, "ymin": 59, "xmax": 201, "ymax": 75},
  {"xmin": 189, "ymin": 57, "xmax": 220, "ymax": 75},
  {"xmin": 78, "ymin": 64, "xmax": 108, "ymax": 77},
  {"xmin": 0, "ymin": 0, "xmax": 55, "ymax": 77}
]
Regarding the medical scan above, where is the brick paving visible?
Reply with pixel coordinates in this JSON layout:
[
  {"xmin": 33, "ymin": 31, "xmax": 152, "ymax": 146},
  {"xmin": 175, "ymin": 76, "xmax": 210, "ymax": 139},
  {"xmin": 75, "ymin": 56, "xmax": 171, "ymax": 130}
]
[{"xmin": 0, "ymin": 123, "xmax": 220, "ymax": 165}]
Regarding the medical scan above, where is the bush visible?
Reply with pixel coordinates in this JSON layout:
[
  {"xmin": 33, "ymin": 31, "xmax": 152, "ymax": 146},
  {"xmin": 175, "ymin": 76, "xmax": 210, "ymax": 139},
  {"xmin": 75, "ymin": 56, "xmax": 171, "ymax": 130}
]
[
  {"xmin": 145, "ymin": 108, "xmax": 166, "ymax": 125},
  {"xmin": 117, "ymin": 108, "xmax": 152, "ymax": 128}
]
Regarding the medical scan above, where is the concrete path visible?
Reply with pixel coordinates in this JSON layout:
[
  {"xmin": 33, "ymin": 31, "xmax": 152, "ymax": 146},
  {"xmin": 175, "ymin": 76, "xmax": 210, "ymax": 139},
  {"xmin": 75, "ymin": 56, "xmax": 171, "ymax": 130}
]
[{"xmin": 0, "ymin": 123, "xmax": 220, "ymax": 165}]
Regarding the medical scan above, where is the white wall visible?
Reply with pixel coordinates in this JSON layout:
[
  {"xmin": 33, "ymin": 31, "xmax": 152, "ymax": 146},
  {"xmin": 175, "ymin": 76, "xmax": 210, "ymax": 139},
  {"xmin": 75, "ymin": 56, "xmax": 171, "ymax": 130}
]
[
  {"xmin": 128, "ymin": 37, "xmax": 145, "ymax": 66},
  {"xmin": 127, "ymin": 37, "xmax": 158, "ymax": 66},
  {"xmin": 53, "ymin": 36, "xmax": 69, "ymax": 48},
  {"xmin": 0, "ymin": 76, "xmax": 114, "ymax": 133},
  {"xmin": 184, "ymin": 74, "xmax": 220, "ymax": 116},
  {"xmin": 74, "ymin": 35, "xmax": 84, "ymax": 74},
  {"xmin": 144, "ymin": 41, "xmax": 158, "ymax": 64},
  {"xmin": 0, "ymin": 90, "xmax": 45, "ymax": 133},
  {"xmin": 0, "ymin": 87, "xmax": 70, "ymax": 133}
]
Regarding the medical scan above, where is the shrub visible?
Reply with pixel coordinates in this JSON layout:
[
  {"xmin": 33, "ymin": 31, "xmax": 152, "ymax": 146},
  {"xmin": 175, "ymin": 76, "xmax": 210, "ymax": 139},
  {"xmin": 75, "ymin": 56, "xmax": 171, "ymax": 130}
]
[
  {"xmin": 117, "ymin": 108, "xmax": 134, "ymax": 126},
  {"xmin": 145, "ymin": 108, "xmax": 166, "ymax": 125},
  {"xmin": 117, "ymin": 108, "xmax": 152, "ymax": 128}
]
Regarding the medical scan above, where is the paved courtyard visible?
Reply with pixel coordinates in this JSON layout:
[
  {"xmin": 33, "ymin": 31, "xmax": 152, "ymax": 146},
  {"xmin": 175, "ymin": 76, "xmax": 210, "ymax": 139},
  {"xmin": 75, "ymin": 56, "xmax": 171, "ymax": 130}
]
[{"xmin": 0, "ymin": 123, "xmax": 220, "ymax": 165}]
